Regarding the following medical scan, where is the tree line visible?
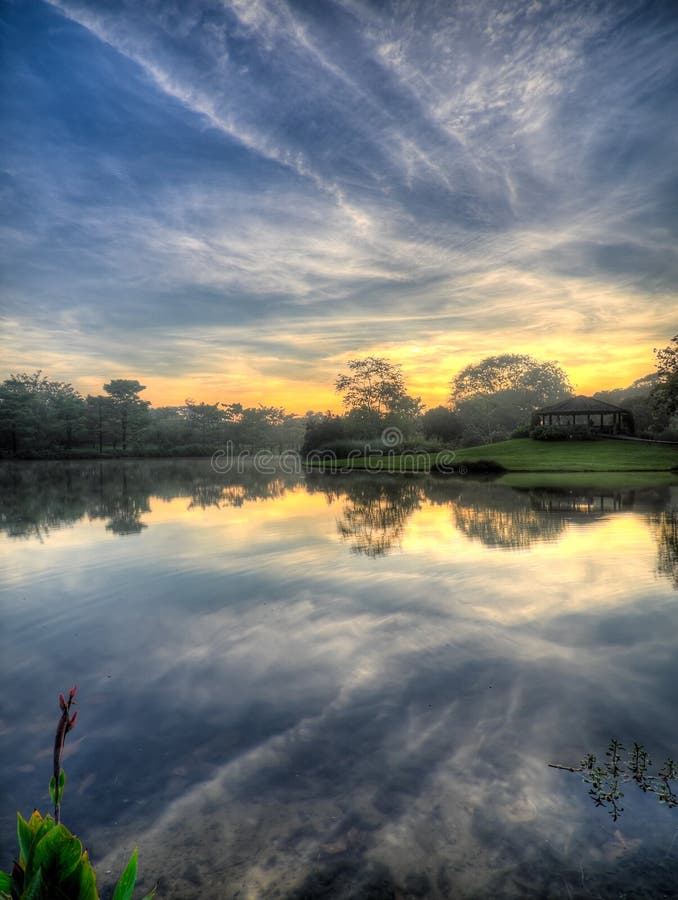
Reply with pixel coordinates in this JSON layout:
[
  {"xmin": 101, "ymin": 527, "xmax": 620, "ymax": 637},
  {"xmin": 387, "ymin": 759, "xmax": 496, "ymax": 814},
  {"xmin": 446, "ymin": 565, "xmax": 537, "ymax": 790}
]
[
  {"xmin": 0, "ymin": 375, "xmax": 304, "ymax": 458},
  {"xmin": 1, "ymin": 336, "xmax": 676, "ymax": 458},
  {"xmin": 304, "ymin": 337, "xmax": 678, "ymax": 455}
]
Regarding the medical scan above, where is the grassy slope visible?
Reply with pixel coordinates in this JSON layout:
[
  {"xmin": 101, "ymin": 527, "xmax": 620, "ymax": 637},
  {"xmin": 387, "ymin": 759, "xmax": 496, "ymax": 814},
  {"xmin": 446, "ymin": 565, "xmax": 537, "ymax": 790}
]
[
  {"xmin": 310, "ymin": 438, "xmax": 678, "ymax": 473},
  {"xmin": 452, "ymin": 438, "xmax": 678, "ymax": 471}
]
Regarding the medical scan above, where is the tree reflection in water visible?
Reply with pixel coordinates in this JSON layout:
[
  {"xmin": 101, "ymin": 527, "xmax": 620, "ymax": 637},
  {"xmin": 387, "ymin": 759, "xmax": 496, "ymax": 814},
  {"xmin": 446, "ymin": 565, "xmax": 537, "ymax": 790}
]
[
  {"xmin": 430, "ymin": 481, "xmax": 672, "ymax": 555},
  {"xmin": 650, "ymin": 511, "xmax": 678, "ymax": 587},
  {"xmin": 0, "ymin": 460, "xmax": 301, "ymax": 539},
  {"xmin": 333, "ymin": 477, "xmax": 422, "ymax": 557},
  {"xmin": 100, "ymin": 468, "xmax": 149, "ymax": 535},
  {"xmin": 1, "ymin": 463, "xmax": 676, "ymax": 586}
]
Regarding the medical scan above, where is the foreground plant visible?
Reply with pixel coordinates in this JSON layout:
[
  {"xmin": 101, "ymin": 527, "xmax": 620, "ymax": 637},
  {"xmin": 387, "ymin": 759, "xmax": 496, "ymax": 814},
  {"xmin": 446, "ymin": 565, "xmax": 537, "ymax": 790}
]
[
  {"xmin": 0, "ymin": 686, "xmax": 155, "ymax": 900},
  {"xmin": 550, "ymin": 738, "xmax": 677, "ymax": 821}
]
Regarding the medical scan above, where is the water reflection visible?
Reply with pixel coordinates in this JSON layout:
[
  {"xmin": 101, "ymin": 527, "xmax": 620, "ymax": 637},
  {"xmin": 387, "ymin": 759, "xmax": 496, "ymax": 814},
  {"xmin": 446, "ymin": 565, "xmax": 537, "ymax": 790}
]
[
  {"xmin": 309, "ymin": 475, "xmax": 677, "ymax": 572},
  {"xmin": 308, "ymin": 476, "xmax": 422, "ymax": 557},
  {"xmin": 0, "ymin": 460, "xmax": 301, "ymax": 540},
  {"xmin": 440, "ymin": 483, "xmax": 668, "ymax": 551},
  {"xmin": 1, "ymin": 462, "xmax": 678, "ymax": 897},
  {"xmin": 2, "ymin": 464, "xmax": 677, "ymax": 593},
  {"xmin": 650, "ymin": 512, "xmax": 678, "ymax": 587}
]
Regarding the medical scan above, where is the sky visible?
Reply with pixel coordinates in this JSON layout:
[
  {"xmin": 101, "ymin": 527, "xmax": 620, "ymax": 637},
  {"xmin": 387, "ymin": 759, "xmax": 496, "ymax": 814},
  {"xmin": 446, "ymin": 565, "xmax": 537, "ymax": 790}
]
[{"xmin": 1, "ymin": 0, "xmax": 677, "ymax": 411}]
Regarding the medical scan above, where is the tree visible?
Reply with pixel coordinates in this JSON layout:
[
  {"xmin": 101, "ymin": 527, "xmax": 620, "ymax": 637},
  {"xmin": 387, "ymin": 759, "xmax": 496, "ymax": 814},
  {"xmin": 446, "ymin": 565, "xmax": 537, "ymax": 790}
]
[
  {"xmin": 103, "ymin": 379, "xmax": 150, "ymax": 451},
  {"xmin": 450, "ymin": 354, "xmax": 573, "ymax": 409},
  {"xmin": 185, "ymin": 398, "xmax": 223, "ymax": 446},
  {"xmin": 421, "ymin": 406, "xmax": 463, "ymax": 443},
  {"xmin": 147, "ymin": 405, "xmax": 186, "ymax": 449},
  {"xmin": 0, "ymin": 371, "xmax": 85, "ymax": 455},
  {"xmin": 85, "ymin": 394, "xmax": 115, "ymax": 454},
  {"xmin": 449, "ymin": 354, "xmax": 573, "ymax": 443},
  {"xmin": 0, "ymin": 372, "xmax": 43, "ymax": 454},
  {"xmin": 301, "ymin": 413, "xmax": 347, "ymax": 456},
  {"xmin": 336, "ymin": 357, "xmax": 408, "ymax": 416},
  {"xmin": 335, "ymin": 357, "xmax": 422, "ymax": 437},
  {"xmin": 595, "ymin": 373, "xmax": 660, "ymax": 436},
  {"xmin": 217, "ymin": 403, "xmax": 289, "ymax": 451},
  {"xmin": 650, "ymin": 334, "xmax": 678, "ymax": 419}
]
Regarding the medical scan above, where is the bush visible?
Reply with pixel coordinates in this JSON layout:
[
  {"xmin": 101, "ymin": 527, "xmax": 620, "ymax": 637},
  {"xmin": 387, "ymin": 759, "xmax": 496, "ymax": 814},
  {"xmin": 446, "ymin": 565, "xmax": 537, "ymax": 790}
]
[
  {"xmin": 530, "ymin": 424, "xmax": 597, "ymax": 441},
  {"xmin": 301, "ymin": 416, "xmax": 346, "ymax": 456},
  {"xmin": 420, "ymin": 406, "xmax": 463, "ymax": 443},
  {"xmin": 641, "ymin": 428, "xmax": 678, "ymax": 443},
  {"xmin": 305, "ymin": 435, "xmax": 451, "ymax": 461},
  {"xmin": 431, "ymin": 458, "xmax": 506, "ymax": 475}
]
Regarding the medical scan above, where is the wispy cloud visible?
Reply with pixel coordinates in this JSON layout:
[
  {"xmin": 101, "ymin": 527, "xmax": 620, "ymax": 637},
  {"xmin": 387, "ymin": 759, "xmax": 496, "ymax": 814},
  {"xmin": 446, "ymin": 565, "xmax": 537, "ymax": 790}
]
[{"xmin": 2, "ymin": 0, "xmax": 677, "ymax": 405}]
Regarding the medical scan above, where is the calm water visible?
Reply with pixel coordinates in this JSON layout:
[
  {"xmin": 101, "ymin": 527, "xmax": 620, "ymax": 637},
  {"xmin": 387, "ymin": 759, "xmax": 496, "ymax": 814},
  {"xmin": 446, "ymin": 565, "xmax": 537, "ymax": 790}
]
[{"xmin": 1, "ymin": 460, "xmax": 677, "ymax": 899}]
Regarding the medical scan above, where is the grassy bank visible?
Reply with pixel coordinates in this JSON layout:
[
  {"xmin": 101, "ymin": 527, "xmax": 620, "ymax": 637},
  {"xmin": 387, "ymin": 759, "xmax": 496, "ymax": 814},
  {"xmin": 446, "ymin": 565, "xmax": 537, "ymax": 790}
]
[
  {"xmin": 308, "ymin": 438, "xmax": 678, "ymax": 474},
  {"xmin": 498, "ymin": 471, "xmax": 678, "ymax": 490},
  {"xmin": 452, "ymin": 438, "xmax": 678, "ymax": 472}
]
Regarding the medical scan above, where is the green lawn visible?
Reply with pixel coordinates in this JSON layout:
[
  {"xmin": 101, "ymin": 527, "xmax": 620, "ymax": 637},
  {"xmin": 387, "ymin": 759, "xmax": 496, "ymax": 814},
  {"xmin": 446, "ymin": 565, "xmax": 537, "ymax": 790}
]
[
  {"xmin": 498, "ymin": 471, "xmax": 678, "ymax": 490},
  {"xmin": 310, "ymin": 438, "xmax": 678, "ymax": 474},
  {"xmin": 452, "ymin": 438, "xmax": 678, "ymax": 472}
]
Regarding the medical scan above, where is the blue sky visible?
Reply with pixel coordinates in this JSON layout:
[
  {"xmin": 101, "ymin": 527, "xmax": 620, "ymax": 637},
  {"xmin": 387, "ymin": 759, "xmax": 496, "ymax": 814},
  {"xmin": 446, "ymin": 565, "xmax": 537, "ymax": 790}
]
[{"xmin": 1, "ymin": 0, "xmax": 677, "ymax": 408}]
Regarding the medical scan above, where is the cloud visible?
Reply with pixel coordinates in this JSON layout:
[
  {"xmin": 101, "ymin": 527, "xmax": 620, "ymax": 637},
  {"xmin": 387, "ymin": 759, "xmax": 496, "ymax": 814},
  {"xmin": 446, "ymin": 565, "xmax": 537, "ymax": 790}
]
[{"xmin": 1, "ymin": 0, "xmax": 677, "ymax": 405}]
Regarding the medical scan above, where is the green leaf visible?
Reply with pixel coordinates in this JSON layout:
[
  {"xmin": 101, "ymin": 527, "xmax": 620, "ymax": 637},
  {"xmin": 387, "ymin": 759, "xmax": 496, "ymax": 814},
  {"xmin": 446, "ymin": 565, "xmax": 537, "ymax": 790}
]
[
  {"xmin": 22, "ymin": 865, "xmax": 44, "ymax": 900},
  {"xmin": 112, "ymin": 848, "xmax": 138, "ymax": 900},
  {"xmin": 50, "ymin": 771, "xmax": 67, "ymax": 807},
  {"xmin": 140, "ymin": 889, "xmax": 158, "ymax": 899},
  {"xmin": 19, "ymin": 811, "xmax": 56, "ymax": 874},
  {"xmin": 32, "ymin": 824, "xmax": 83, "ymax": 880},
  {"xmin": 18, "ymin": 810, "xmax": 53, "ymax": 869},
  {"xmin": 17, "ymin": 814, "xmax": 32, "ymax": 867},
  {"xmin": 0, "ymin": 870, "xmax": 13, "ymax": 893},
  {"xmin": 77, "ymin": 852, "xmax": 98, "ymax": 900}
]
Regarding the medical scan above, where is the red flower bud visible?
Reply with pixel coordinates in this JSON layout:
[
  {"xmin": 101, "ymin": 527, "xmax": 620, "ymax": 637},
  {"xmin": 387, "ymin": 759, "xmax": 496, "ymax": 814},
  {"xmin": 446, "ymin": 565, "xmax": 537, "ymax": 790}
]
[
  {"xmin": 67, "ymin": 710, "xmax": 78, "ymax": 731},
  {"xmin": 59, "ymin": 694, "xmax": 67, "ymax": 711},
  {"xmin": 69, "ymin": 684, "xmax": 78, "ymax": 700}
]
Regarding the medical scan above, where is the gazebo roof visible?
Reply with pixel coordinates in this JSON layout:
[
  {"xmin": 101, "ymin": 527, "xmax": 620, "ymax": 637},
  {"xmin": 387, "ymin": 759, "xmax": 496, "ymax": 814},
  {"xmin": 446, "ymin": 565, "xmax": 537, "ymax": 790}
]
[{"xmin": 538, "ymin": 395, "xmax": 630, "ymax": 414}]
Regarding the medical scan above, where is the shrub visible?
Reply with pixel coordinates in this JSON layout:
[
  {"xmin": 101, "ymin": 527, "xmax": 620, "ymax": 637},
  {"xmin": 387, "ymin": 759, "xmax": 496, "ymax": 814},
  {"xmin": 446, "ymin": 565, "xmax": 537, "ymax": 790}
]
[
  {"xmin": 431, "ymin": 458, "xmax": 505, "ymax": 475},
  {"xmin": 530, "ymin": 424, "xmax": 597, "ymax": 441}
]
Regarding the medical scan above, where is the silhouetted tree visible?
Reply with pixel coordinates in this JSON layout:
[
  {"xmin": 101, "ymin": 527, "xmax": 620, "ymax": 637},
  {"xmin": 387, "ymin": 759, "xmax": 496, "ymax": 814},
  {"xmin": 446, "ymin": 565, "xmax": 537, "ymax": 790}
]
[
  {"xmin": 85, "ymin": 394, "xmax": 114, "ymax": 455},
  {"xmin": 336, "ymin": 357, "xmax": 406, "ymax": 416},
  {"xmin": 185, "ymin": 398, "xmax": 222, "ymax": 446},
  {"xmin": 450, "ymin": 354, "xmax": 572, "ymax": 407},
  {"xmin": 335, "ymin": 357, "xmax": 422, "ymax": 439},
  {"xmin": 420, "ymin": 406, "xmax": 463, "ymax": 443},
  {"xmin": 301, "ymin": 413, "xmax": 347, "ymax": 456},
  {"xmin": 449, "ymin": 355, "xmax": 572, "ymax": 444},
  {"xmin": 103, "ymin": 379, "xmax": 150, "ymax": 451},
  {"xmin": 0, "ymin": 371, "xmax": 86, "ymax": 454},
  {"xmin": 650, "ymin": 334, "xmax": 678, "ymax": 420}
]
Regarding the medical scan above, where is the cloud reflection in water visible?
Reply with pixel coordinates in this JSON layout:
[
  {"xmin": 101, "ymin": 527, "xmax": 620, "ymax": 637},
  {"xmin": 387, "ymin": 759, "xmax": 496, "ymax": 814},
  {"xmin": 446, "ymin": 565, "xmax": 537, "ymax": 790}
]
[{"xmin": 0, "ymin": 461, "xmax": 677, "ymax": 898}]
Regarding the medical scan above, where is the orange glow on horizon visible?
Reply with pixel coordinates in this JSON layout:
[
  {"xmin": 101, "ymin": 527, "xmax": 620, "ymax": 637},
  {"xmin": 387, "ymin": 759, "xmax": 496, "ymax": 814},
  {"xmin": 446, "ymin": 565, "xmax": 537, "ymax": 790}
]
[{"xmin": 71, "ymin": 337, "xmax": 655, "ymax": 414}]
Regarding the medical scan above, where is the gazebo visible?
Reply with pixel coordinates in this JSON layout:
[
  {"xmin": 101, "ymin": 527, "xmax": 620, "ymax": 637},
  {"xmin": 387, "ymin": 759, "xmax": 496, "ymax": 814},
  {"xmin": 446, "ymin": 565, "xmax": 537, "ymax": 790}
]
[{"xmin": 532, "ymin": 395, "xmax": 634, "ymax": 435}]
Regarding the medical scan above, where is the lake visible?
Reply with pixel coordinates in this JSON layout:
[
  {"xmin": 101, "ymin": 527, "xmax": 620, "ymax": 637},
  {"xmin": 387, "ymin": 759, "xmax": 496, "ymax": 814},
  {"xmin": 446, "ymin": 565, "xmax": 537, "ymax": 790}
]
[{"xmin": 1, "ymin": 460, "xmax": 677, "ymax": 899}]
